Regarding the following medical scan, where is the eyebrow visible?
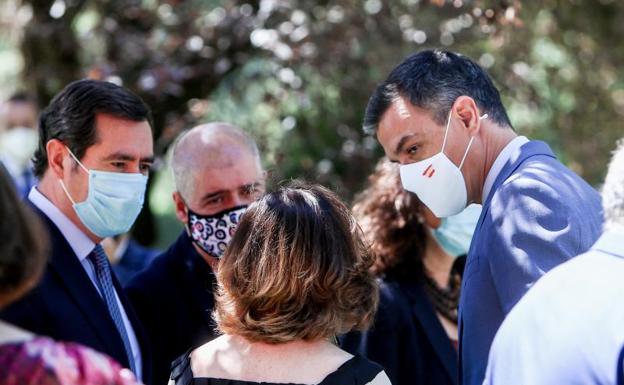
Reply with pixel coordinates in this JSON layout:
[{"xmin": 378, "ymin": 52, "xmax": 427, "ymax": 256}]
[
  {"xmin": 103, "ymin": 152, "xmax": 154, "ymax": 164},
  {"xmin": 394, "ymin": 133, "xmax": 419, "ymax": 155}
]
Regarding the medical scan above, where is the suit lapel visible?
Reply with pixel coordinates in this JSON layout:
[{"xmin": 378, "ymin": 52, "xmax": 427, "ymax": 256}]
[
  {"xmin": 403, "ymin": 281, "xmax": 459, "ymax": 385},
  {"xmin": 30, "ymin": 203, "xmax": 130, "ymax": 368}
]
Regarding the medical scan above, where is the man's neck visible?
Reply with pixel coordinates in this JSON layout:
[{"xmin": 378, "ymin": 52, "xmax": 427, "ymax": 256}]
[{"xmin": 473, "ymin": 126, "xmax": 517, "ymax": 204}]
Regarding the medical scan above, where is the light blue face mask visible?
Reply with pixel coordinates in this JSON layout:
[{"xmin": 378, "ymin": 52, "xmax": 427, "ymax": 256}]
[
  {"xmin": 432, "ymin": 204, "xmax": 482, "ymax": 258},
  {"xmin": 59, "ymin": 147, "xmax": 148, "ymax": 238}
]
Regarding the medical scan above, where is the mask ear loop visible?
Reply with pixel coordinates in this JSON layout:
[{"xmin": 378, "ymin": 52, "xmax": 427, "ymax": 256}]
[
  {"xmin": 64, "ymin": 146, "xmax": 90, "ymax": 174},
  {"xmin": 440, "ymin": 109, "xmax": 453, "ymax": 154},
  {"xmin": 57, "ymin": 146, "xmax": 90, "ymax": 205},
  {"xmin": 458, "ymin": 113, "xmax": 488, "ymax": 170}
]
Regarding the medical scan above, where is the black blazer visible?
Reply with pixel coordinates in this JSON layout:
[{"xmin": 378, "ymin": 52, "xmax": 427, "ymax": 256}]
[
  {"xmin": 339, "ymin": 279, "xmax": 458, "ymax": 385},
  {"xmin": 125, "ymin": 231, "xmax": 218, "ymax": 385},
  {"xmin": 0, "ymin": 203, "xmax": 152, "ymax": 385}
]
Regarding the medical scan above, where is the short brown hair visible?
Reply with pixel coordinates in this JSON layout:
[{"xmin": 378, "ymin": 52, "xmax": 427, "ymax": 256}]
[
  {"xmin": 0, "ymin": 170, "xmax": 48, "ymax": 308},
  {"xmin": 215, "ymin": 182, "xmax": 378, "ymax": 344},
  {"xmin": 352, "ymin": 158, "xmax": 428, "ymax": 280}
]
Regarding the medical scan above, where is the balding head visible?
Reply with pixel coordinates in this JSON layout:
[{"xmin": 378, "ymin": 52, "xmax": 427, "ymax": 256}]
[
  {"xmin": 603, "ymin": 139, "xmax": 624, "ymax": 230},
  {"xmin": 172, "ymin": 122, "xmax": 262, "ymax": 202}
]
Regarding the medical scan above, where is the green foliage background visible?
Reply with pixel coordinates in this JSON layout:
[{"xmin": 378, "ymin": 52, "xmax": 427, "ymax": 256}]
[{"xmin": 1, "ymin": 0, "xmax": 622, "ymax": 247}]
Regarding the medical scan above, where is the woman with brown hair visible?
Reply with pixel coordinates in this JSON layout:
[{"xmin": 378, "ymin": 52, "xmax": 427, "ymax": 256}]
[
  {"xmin": 169, "ymin": 183, "xmax": 391, "ymax": 385},
  {"xmin": 339, "ymin": 158, "xmax": 480, "ymax": 385},
  {"xmin": 0, "ymin": 169, "xmax": 142, "ymax": 385}
]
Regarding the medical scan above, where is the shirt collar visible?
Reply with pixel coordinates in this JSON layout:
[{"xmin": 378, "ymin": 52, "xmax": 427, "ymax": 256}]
[
  {"xmin": 28, "ymin": 186, "xmax": 96, "ymax": 261},
  {"xmin": 482, "ymin": 136, "xmax": 529, "ymax": 202}
]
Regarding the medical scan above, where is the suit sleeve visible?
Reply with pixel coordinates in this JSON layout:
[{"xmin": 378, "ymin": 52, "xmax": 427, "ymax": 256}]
[
  {"xmin": 0, "ymin": 286, "xmax": 48, "ymax": 334},
  {"xmin": 486, "ymin": 174, "xmax": 581, "ymax": 314}
]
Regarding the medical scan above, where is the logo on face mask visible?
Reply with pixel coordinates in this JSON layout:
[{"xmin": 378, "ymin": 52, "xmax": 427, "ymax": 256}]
[
  {"xmin": 58, "ymin": 146, "xmax": 148, "ymax": 238},
  {"xmin": 399, "ymin": 110, "xmax": 487, "ymax": 218},
  {"xmin": 422, "ymin": 164, "xmax": 435, "ymax": 178},
  {"xmin": 187, "ymin": 205, "xmax": 247, "ymax": 259}
]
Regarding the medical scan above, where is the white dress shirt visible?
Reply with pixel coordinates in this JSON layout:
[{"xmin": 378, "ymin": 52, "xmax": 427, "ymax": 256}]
[
  {"xmin": 481, "ymin": 136, "xmax": 529, "ymax": 202},
  {"xmin": 28, "ymin": 187, "xmax": 143, "ymax": 380}
]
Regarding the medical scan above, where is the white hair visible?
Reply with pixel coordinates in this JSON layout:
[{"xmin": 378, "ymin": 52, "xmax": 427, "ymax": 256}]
[
  {"xmin": 171, "ymin": 122, "xmax": 261, "ymax": 202},
  {"xmin": 602, "ymin": 139, "xmax": 624, "ymax": 229}
]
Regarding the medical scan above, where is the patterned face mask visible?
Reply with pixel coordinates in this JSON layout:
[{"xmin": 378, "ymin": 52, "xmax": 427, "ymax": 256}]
[{"xmin": 186, "ymin": 205, "xmax": 248, "ymax": 258}]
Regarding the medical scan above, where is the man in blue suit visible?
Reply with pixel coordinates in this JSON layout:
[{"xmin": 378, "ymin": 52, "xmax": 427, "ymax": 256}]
[
  {"xmin": 0, "ymin": 80, "xmax": 153, "ymax": 384},
  {"xmin": 484, "ymin": 139, "xmax": 624, "ymax": 384},
  {"xmin": 363, "ymin": 49, "xmax": 602, "ymax": 385}
]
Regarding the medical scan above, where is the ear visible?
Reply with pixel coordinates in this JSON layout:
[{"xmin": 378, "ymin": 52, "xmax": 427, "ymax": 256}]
[
  {"xmin": 46, "ymin": 139, "xmax": 68, "ymax": 179},
  {"xmin": 172, "ymin": 191, "xmax": 189, "ymax": 224},
  {"xmin": 453, "ymin": 96, "xmax": 482, "ymax": 137}
]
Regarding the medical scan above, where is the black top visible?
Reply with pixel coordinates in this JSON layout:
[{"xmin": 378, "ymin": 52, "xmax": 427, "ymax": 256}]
[
  {"xmin": 170, "ymin": 349, "xmax": 385, "ymax": 385},
  {"xmin": 126, "ymin": 231, "xmax": 217, "ymax": 385},
  {"xmin": 339, "ymin": 256, "xmax": 467, "ymax": 385}
]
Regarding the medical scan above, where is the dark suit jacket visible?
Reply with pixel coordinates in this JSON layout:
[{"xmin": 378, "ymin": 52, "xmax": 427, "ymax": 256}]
[
  {"xmin": 340, "ymin": 278, "xmax": 458, "ymax": 385},
  {"xmin": 125, "ymin": 231, "xmax": 218, "ymax": 385},
  {"xmin": 112, "ymin": 239, "xmax": 160, "ymax": 286},
  {"xmin": 0, "ymin": 203, "xmax": 152, "ymax": 384}
]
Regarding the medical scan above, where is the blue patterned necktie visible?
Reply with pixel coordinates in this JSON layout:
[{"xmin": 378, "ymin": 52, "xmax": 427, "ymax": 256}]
[{"xmin": 89, "ymin": 244, "xmax": 137, "ymax": 375}]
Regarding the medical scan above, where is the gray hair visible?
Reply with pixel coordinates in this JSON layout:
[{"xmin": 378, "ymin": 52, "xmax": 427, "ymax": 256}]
[
  {"xmin": 602, "ymin": 139, "xmax": 624, "ymax": 229},
  {"xmin": 171, "ymin": 122, "xmax": 262, "ymax": 202}
]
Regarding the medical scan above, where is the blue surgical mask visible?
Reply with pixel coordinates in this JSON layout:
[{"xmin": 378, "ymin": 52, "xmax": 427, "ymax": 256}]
[
  {"xmin": 432, "ymin": 204, "xmax": 482, "ymax": 258},
  {"xmin": 59, "ymin": 147, "xmax": 148, "ymax": 238}
]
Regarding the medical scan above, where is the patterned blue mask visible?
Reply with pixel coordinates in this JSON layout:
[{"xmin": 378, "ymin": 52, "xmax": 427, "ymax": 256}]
[{"xmin": 187, "ymin": 205, "xmax": 247, "ymax": 258}]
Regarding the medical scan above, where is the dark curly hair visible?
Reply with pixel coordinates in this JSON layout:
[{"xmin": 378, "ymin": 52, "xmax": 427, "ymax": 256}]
[
  {"xmin": 0, "ymin": 170, "xmax": 48, "ymax": 308},
  {"xmin": 215, "ymin": 182, "xmax": 378, "ymax": 344},
  {"xmin": 352, "ymin": 158, "xmax": 429, "ymax": 280}
]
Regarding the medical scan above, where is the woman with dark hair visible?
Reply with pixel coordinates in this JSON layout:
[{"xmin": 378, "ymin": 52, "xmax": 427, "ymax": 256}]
[
  {"xmin": 169, "ymin": 183, "xmax": 391, "ymax": 385},
  {"xmin": 339, "ymin": 158, "xmax": 480, "ymax": 385},
  {"xmin": 0, "ymin": 170, "xmax": 142, "ymax": 385}
]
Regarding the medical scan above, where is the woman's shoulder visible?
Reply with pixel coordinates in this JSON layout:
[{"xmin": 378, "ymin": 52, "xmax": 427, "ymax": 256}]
[
  {"xmin": 170, "ymin": 336, "xmax": 232, "ymax": 385},
  {"xmin": 321, "ymin": 354, "xmax": 390, "ymax": 385},
  {"xmin": 0, "ymin": 336, "xmax": 141, "ymax": 385}
]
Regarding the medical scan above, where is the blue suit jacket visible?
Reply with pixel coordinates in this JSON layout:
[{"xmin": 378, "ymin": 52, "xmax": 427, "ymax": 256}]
[
  {"xmin": 459, "ymin": 140, "xmax": 602, "ymax": 385},
  {"xmin": 340, "ymin": 279, "xmax": 458, "ymax": 385},
  {"xmin": 0, "ymin": 203, "xmax": 152, "ymax": 384}
]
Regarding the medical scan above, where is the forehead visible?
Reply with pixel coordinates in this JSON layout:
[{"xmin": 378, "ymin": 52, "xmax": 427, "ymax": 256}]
[
  {"xmin": 91, "ymin": 114, "xmax": 153, "ymax": 154},
  {"xmin": 193, "ymin": 151, "xmax": 263, "ymax": 194},
  {"xmin": 376, "ymin": 97, "xmax": 436, "ymax": 155}
]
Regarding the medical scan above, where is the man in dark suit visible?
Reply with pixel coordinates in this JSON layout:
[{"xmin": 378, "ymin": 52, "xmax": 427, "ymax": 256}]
[
  {"xmin": 126, "ymin": 122, "xmax": 266, "ymax": 385},
  {"xmin": 0, "ymin": 79, "xmax": 154, "ymax": 384}
]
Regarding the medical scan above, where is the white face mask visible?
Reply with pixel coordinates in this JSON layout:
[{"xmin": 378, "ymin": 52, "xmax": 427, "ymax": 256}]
[
  {"xmin": 0, "ymin": 127, "xmax": 38, "ymax": 171},
  {"xmin": 399, "ymin": 110, "xmax": 487, "ymax": 218}
]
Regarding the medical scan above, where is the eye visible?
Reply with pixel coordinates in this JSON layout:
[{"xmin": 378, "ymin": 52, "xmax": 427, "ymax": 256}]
[
  {"xmin": 111, "ymin": 162, "xmax": 126, "ymax": 169},
  {"xmin": 407, "ymin": 145, "xmax": 418, "ymax": 155},
  {"xmin": 139, "ymin": 163, "xmax": 151, "ymax": 174},
  {"xmin": 206, "ymin": 196, "xmax": 224, "ymax": 205}
]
